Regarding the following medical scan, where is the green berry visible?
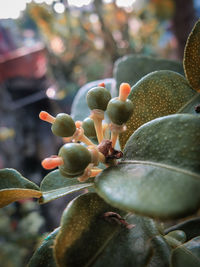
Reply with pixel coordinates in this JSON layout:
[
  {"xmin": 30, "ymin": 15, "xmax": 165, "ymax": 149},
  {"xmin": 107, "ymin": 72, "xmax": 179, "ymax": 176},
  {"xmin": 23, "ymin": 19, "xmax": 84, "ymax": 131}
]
[
  {"xmin": 51, "ymin": 113, "xmax": 76, "ymax": 137},
  {"xmin": 107, "ymin": 98, "xmax": 134, "ymax": 125},
  {"xmin": 82, "ymin": 117, "xmax": 96, "ymax": 138},
  {"xmin": 87, "ymin": 86, "xmax": 111, "ymax": 111},
  {"xmin": 58, "ymin": 143, "xmax": 92, "ymax": 177}
]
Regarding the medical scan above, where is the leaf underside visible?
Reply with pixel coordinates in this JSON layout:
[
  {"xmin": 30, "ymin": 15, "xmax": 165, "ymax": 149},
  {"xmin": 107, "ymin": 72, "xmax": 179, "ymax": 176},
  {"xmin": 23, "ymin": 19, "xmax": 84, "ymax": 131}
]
[
  {"xmin": 39, "ymin": 170, "xmax": 93, "ymax": 204},
  {"xmin": 0, "ymin": 168, "xmax": 41, "ymax": 207}
]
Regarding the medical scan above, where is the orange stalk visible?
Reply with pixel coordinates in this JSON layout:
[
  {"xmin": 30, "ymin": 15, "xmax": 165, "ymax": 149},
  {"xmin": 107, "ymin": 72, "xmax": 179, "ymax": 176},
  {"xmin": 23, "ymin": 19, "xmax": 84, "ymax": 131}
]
[
  {"xmin": 39, "ymin": 111, "xmax": 55, "ymax": 124},
  {"xmin": 41, "ymin": 156, "xmax": 63, "ymax": 170},
  {"xmin": 119, "ymin": 83, "xmax": 131, "ymax": 102}
]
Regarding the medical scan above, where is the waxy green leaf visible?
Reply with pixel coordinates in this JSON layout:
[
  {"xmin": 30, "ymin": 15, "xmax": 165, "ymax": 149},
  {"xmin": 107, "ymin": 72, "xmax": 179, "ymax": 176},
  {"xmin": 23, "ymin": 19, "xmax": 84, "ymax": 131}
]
[
  {"xmin": 0, "ymin": 168, "xmax": 41, "ymax": 207},
  {"xmin": 28, "ymin": 228, "xmax": 59, "ymax": 267},
  {"xmin": 114, "ymin": 54, "xmax": 184, "ymax": 90},
  {"xmin": 95, "ymin": 114, "xmax": 200, "ymax": 219},
  {"xmin": 39, "ymin": 170, "xmax": 93, "ymax": 204},
  {"xmin": 54, "ymin": 193, "xmax": 170, "ymax": 267},
  {"xmin": 184, "ymin": 19, "xmax": 200, "ymax": 92},
  {"xmin": 165, "ymin": 217, "xmax": 200, "ymax": 241},
  {"xmin": 119, "ymin": 70, "xmax": 195, "ymax": 149},
  {"xmin": 171, "ymin": 237, "xmax": 200, "ymax": 267}
]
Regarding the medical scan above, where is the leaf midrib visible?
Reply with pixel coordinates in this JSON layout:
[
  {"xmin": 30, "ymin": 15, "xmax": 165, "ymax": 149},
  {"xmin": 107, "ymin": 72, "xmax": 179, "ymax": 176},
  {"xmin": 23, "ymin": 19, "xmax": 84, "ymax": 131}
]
[
  {"xmin": 84, "ymin": 213, "xmax": 132, "ymax": 267},
  {"xmin": 41, "ymin": 183, "xmax": 94, "ymax": 193},
  {"xmin": 120, "ymin": 160, "xmax": 200, "ymax": 179}
]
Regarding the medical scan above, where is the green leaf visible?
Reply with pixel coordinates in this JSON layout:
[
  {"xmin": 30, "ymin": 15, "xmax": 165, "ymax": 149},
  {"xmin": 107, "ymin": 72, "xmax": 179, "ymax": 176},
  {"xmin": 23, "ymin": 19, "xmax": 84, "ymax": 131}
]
[
  {"xmin": 54, "ymin": 193, "xmax": 170, "ymax": 267},
  {"xmin": 95, "ymin": 114, "xmax": 200, "ymax": 219},
  {"xmin": 39, "ymin": 170, "xmax": 93, "ymax": 204},
  {"xmin": 93, "ymin": 216, "xmax": 171, "ymax": 267},
  {"xmin": 149, "ymin": 235, "xmax": 171, "ymax": 267},
  {"xmin": 119, "ymin": 70, "xmax": 195, "ymax": 149},
  {"xmin": 178, "ymin": 93, "xmax": 200, "ymax": 115},
  {"xmin": 165, "ymin": 217, "xmax": 200, "ymax": 241},
  {"xmin": 28, "ymin": 228, "xmax": 59, "ymax": 267},
  {"xmin": 114, "ymin": 54, "xmax": 184, "ymax": 90},
  {"xmin": 71, "ymin": 78, "xmax": 116, "ymax": 121},
  {"xmin": 183, "ymin": 19, "xmax": 200, "ymax": 92},
  {"xmin": 171, "ymin": 237, "xmax": 200, "ymax": 267},
  {"xmin": 0, "ymin": 168, "xmax": 42, "ymax": 208},
  {"xmin": 164, "ymin": 230, "xmax": 187, "ymax": 249}
]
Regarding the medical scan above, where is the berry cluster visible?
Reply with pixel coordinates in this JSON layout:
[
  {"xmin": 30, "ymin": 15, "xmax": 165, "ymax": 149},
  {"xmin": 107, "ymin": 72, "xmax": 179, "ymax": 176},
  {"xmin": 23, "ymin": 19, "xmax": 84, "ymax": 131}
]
[{"xmin": 39, "ymin": 82, "xmax": 133, "ymax": 182}]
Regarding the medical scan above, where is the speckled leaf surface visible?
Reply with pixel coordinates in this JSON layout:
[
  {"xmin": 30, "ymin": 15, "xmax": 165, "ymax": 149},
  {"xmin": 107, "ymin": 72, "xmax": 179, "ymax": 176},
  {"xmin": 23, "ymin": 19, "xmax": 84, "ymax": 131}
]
[
  {"xmin": 93, "ymin": 215, "xmax": 171, "ymax": 267},
  {"xmin": 119, "ymin": 70, "xmax": 195, "ymax": 149},
  {"xmin": 171, "ymin": 237, "xmax": 200, "ymax": 267},
  {"xmin": 39, "ymin": 170, "xmax": 93, "ymax": 204},
  {"xmin": 54, "ymin": 193, "xmax": 170, "ymax": 267},
  {"xmin": 28, "ymin": 227, "xmax": 59, "ymax": 267},
  {"xmin": 0, "ymin": 168, "xmax": 41, "ymax": 207},
  {"xmin": 71, "ymin": 78, "xmax": 116, "ymax": 121},
  {"xmin": 184, "ymin": 19, "xmax": 200, "ymax": 92},
  {"xmin": 95, "ymin": 114, "xmax": 200, "ymax": 219},
  {"xmin": 178, "ymin": 93, "xmax": 200, "ymax": 115},
  {"xmin": 113, "ymin": 54, "xmax": 184, "ymax": 90}
]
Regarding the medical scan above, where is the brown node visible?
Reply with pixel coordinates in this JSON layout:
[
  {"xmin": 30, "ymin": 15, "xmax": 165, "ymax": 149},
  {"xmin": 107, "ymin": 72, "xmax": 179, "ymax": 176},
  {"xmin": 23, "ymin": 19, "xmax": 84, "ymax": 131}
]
[{"xmin": 97, "ymin": 139, "xmax": 123, "ymax": 162}]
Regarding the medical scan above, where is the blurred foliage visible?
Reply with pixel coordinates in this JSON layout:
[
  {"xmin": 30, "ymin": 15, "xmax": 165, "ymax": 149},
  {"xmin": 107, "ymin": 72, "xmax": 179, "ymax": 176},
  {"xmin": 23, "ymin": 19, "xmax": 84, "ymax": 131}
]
[
  {"xmin": 0, "ymin": 201, "xmax": 44, "ymax": 267},
  {"xmin": 26, "ymin": 0, "xmax": 175, "ymax": 92}
]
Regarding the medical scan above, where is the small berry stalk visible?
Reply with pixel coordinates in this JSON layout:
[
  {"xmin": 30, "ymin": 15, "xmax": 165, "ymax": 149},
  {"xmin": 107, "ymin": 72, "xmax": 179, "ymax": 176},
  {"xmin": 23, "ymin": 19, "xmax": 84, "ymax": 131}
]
[{"xmin": 39, "ymin": 82, "xmax": 133, "ymax": 181}]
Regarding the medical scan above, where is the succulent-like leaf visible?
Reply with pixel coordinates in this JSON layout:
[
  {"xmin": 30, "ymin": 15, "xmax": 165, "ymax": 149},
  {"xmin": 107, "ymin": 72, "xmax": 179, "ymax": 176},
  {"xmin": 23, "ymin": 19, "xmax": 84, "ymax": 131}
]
[
  {"xmin": 39, "ymin": 170, "xmax": 93, "ymax": 204},
  {"xmin": 113, "ymin": 54, "xmax": 184, "ymax": 90},
  {"xmin": 119, "ymin": 70, "xmax": 195, "ymax": 149},
  {"xmin": 71, "ymin": 78, "xmax": 116, "ymax": 121},
  {"xmin": 149, "ymin": 235, "xmax": 171, "ymax": 267},
  {"xmin": 0, "ymin": 168, "xmax": 41, "ymax": 207},
  {"xmin": 165, "ymin": 217, "xmax": 200, "ymax": 241},
  {"xmin": 171, "ymin": 237, "xmax": 200, "ymax": 267},
  {"xmin": 164, "ymin": 230, "xmax": 187, "ymax": 249},
  {"xmin": 54, "ymin": 193, "xmax": 170, "ymax": 267},
  {"xmin": 183, "ymin": 19, "xmax": 200, "ymax": 92},
  {"xmin": 95, "ymin": 114, "xmax": 200, "ymax": 219},
  {"xmin": 28, "ymin": 228, "xmax": 59, "ymax": 267}
]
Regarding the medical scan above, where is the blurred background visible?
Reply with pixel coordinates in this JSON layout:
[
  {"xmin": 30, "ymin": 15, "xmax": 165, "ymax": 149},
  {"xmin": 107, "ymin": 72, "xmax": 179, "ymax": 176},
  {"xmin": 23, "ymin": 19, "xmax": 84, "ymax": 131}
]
[{"xmin": 0, "ymin": 0, "xmax": 199, "ymax": 265}]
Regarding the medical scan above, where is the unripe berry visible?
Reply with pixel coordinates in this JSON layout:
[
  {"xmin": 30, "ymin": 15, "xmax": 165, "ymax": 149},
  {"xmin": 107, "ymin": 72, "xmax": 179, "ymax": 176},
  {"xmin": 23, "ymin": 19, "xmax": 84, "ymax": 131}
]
[
  {"xmin": 51, "ymin": 113, "xmax": 76, "ymax": 137},
  {"xmin": 87, "ymin": 86, "xmax": 111, "ymax": 111},
  {"xmin": 107, "ymin": 98, "xmax": 134, "ymax": 125},
  {"xmin": 82, "ymin": 117, "xmax": 96, "ymax": 138},
  {"xmin": 58, "ymin": 143, "xmax": 92, "ymax": 177}
]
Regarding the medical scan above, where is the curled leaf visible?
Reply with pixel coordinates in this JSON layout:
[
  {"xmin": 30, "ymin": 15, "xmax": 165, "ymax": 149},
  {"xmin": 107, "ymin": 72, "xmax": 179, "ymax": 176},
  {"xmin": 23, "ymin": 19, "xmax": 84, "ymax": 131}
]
[
  {"xmin": 39, "ymin": 170, "xmax": 93, "ymax": 204},
  {"xmin": 0, "ymin": 168, "xmax": 41, "ymax": 207}
]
